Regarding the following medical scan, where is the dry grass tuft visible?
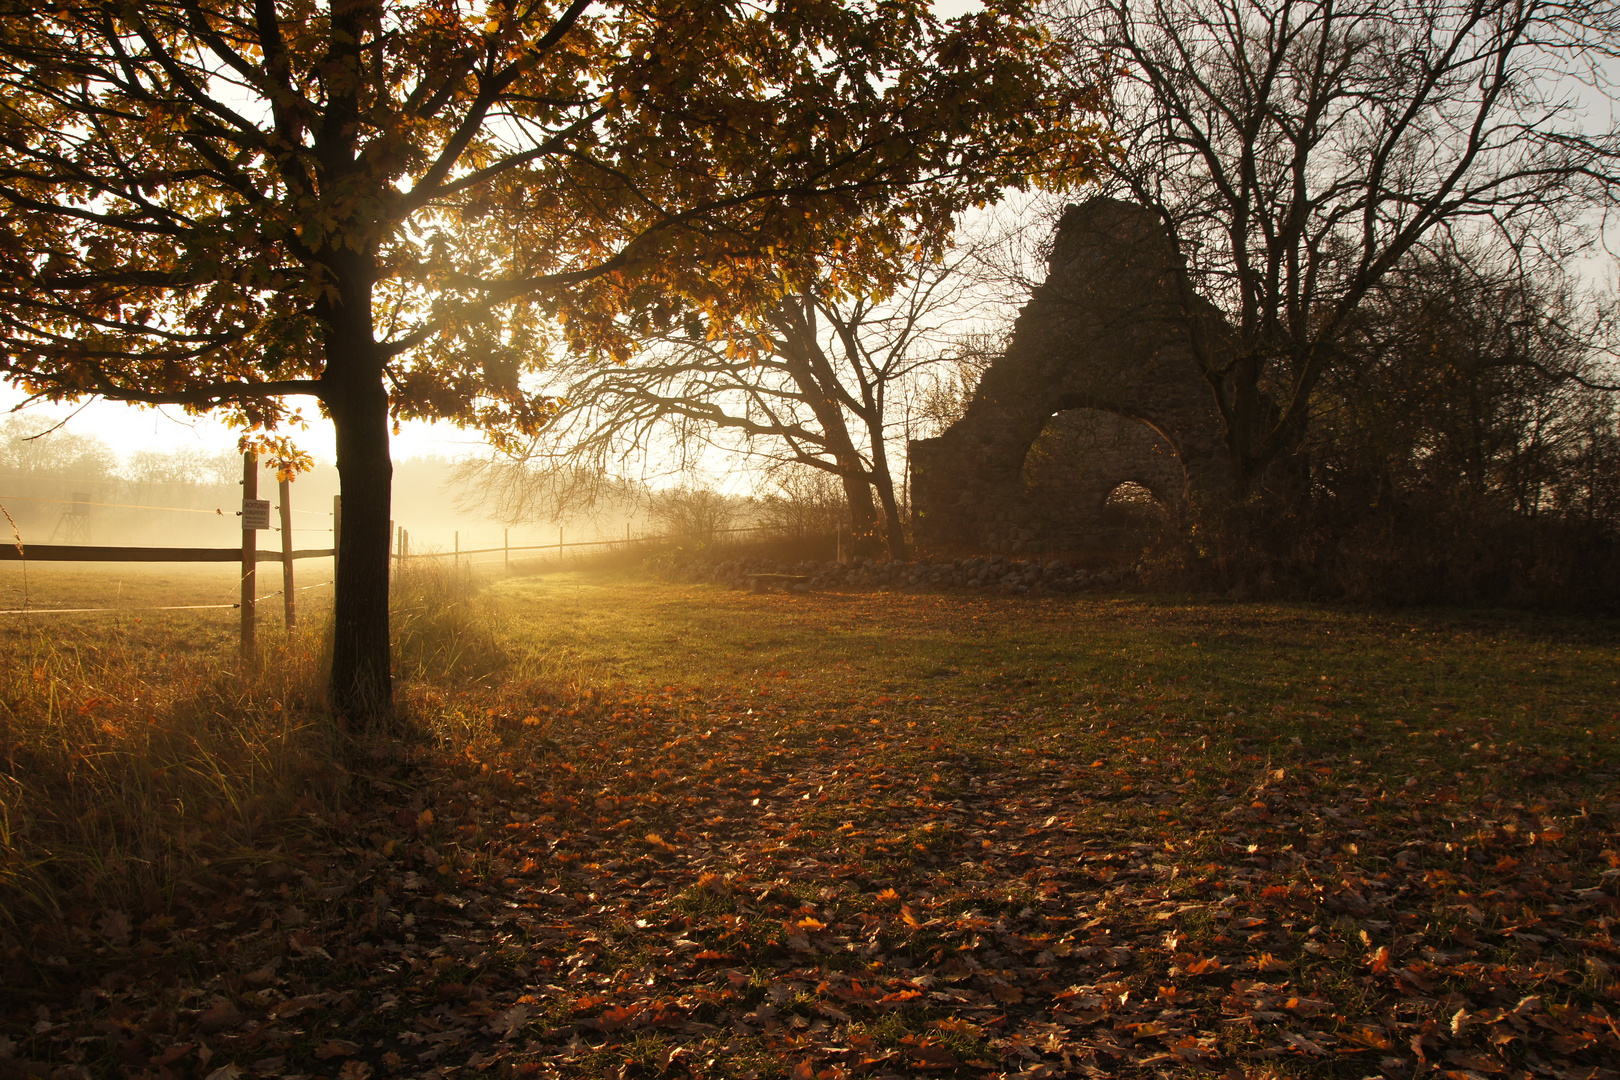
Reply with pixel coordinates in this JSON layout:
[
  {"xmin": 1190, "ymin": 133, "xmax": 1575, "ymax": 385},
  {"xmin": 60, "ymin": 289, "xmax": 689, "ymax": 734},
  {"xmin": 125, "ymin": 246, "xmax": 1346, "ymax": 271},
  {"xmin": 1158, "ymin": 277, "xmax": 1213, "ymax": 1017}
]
[
  {"xmin": 389, "ymin": 558, "xmax": 510, "ymax": 686},
  {"xmin": 0, "ymin": 613, "xmax": 342, "ymax": 924}
]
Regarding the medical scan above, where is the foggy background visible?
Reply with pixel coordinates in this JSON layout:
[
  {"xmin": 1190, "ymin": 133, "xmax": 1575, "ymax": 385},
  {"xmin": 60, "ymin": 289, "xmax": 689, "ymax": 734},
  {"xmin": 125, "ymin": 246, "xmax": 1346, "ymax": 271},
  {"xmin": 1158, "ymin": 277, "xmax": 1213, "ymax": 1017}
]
[{"xmin": 0, "ymin": 414, "xmax": 658, "ymax": 563}]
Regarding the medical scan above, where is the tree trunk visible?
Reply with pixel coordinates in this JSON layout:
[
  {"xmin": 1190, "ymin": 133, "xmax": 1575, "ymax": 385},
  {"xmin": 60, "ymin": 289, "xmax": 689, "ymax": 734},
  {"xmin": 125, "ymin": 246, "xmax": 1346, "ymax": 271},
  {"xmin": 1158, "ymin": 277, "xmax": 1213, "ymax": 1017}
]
[
  {"xmin": 769, "ymin": 307, "xmax": 888, "ymax": 558},
  {"xmin": 838, "ymin": 468, "xmax": 884, "ymax": 557},
  {"xmin": 324, "ymin": 362, "xmax": 394, "ymax": 723},
  {"xmin": 865, "ymin": 407, "xmax": 908, "ymax": 561},
  {"xmin": 871, "ymin": 463, "xmax": 908, "ymax": 560}
]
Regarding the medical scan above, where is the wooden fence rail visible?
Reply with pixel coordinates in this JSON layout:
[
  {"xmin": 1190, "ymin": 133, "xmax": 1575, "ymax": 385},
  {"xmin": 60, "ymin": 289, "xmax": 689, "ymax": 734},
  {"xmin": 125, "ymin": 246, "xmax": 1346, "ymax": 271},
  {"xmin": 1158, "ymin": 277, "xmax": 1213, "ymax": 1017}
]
[
  {"xmin": 0, "ymin": 544, "xmax": 333, "ymax": 563},
  {"xmin": 0, "ymin": 451, "xmax": 330, "ymax": 663},
  {"xmin": 3, "ymin": 459, "xmax": 826, "ymax": 659}
]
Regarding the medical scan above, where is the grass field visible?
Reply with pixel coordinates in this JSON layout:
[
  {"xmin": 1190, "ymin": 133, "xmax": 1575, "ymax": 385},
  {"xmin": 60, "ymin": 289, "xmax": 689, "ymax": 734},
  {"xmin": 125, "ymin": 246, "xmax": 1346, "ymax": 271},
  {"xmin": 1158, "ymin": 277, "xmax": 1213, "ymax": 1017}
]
[{"xmin": 2, "ymin": 568, "xmax": 1618, "ymax": 1079}]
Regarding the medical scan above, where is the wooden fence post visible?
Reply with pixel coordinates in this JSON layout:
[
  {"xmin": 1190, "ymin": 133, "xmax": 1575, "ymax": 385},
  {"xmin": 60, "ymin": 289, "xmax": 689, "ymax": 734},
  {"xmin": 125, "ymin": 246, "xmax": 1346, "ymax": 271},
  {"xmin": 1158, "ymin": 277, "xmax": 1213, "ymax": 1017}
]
[
  {"xmin": 332, "ymin": 495, "xmax": 341, "ymax": 578},
  {"xmin": 279, "ymin": 475, "xmax": 296, "ymax": 633},
  {"xmin": 241, "ymin": 452, "xmax": 257, "ymax": 663}
]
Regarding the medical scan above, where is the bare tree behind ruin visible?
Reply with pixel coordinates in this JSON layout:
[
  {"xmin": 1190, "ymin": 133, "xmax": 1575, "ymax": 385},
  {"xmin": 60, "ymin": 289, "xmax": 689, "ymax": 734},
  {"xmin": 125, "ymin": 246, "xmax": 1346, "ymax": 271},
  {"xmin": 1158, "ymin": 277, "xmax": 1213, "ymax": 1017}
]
[
  {"xmin": 1060, "ymin": 0, "xmax": 1620, "ymax": 502},
  {"xmin": 497, "ymin": 250, "xmax": 1007, "ymax": 560},
  {"xmin": 1315, "ymin": 239, "xmax": 1620, "ymax": 522}
]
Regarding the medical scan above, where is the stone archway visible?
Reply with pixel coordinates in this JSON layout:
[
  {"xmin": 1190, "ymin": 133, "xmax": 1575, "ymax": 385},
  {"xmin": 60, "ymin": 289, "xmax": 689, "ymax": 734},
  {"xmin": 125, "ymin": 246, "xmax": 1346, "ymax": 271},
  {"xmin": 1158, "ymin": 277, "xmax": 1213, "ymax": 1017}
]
[
  {"xmin": 909, "ymin": 198, "xmax": 1233, "ymax": 554},
  {"xmin": 1019, "ymin": 409, "xmax": 1186, "ymax": 531}
]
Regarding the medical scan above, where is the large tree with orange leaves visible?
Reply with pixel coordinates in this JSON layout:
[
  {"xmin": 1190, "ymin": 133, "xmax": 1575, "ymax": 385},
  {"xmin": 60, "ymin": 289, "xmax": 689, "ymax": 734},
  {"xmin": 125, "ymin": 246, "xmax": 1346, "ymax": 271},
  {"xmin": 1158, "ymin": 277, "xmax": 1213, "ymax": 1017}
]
[{"xmin": 0, "ymin": 0, "xmax": 1107, "ymax": 719}]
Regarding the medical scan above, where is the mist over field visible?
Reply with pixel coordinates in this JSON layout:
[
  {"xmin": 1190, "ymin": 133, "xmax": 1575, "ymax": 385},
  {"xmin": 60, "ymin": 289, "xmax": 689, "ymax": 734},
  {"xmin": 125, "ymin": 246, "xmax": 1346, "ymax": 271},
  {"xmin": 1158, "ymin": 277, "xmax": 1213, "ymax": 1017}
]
[{"xmin": 0, "ymin": 451, "xmax": 651, "ymax": 564}]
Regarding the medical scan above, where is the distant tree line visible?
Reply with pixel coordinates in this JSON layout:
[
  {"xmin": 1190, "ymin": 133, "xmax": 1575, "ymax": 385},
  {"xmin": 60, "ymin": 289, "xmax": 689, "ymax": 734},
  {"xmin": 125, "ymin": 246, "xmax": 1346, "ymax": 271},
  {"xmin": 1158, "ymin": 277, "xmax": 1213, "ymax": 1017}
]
[
  {"xmin": 452, "ymin": 458, "xmax": 850, "ymax": 550},
  {"xmin": 1278, "ymin": 243, "xmax": 1620, "ymax": 604},
  {"xmin": 0, "ymin": 416, "xmax": 239, "ymax": 486}
]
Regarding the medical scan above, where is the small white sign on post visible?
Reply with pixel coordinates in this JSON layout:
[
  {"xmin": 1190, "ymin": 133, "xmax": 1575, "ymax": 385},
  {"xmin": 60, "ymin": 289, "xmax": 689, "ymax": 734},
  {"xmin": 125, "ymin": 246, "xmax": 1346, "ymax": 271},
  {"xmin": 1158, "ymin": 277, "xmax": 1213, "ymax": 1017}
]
[{"xmin": 241, "ymin": 499, "xmax": 271, "ymax": 530}]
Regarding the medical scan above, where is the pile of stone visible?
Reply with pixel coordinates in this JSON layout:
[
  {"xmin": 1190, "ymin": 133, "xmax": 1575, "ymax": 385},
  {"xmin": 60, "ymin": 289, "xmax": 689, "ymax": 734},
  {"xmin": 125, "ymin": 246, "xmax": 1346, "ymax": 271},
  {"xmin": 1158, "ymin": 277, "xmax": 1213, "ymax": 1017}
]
[{"xmin": 667, "ymin": 554, "xmax": 1140, "ymax": 595}]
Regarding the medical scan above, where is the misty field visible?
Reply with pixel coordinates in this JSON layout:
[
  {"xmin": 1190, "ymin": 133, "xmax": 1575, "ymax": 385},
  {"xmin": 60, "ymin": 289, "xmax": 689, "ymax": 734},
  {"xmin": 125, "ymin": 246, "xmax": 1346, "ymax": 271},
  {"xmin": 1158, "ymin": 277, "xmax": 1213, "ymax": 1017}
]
[{"xmin": 2, "ymin": 567, "xmax": 1618, "ymax": 1079}]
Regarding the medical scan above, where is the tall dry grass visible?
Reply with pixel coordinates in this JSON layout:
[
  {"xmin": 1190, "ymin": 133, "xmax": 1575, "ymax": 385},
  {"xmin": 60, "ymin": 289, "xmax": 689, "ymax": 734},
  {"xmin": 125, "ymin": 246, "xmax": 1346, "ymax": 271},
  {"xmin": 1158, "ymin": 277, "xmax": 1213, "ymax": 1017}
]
[
  {"xmin": 390, "ymin": 557, "xmax": 510, "ymax": 686},
  {"xmin": 0, "ymin": 611, "xmax": 342, "ymax": 925},
  {"xmin": 0, "ymin": 559, "xmax": 526, "ymax": 928}
]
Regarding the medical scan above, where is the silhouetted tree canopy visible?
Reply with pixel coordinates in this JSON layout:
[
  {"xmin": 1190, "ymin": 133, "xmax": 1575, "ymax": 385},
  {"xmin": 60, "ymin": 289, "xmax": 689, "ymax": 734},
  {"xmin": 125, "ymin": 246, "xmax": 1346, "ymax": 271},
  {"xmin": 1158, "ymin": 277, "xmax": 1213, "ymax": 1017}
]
[{"xmin": 1064, "ymin": 0, "xmax": 1620, "ymax": 497}]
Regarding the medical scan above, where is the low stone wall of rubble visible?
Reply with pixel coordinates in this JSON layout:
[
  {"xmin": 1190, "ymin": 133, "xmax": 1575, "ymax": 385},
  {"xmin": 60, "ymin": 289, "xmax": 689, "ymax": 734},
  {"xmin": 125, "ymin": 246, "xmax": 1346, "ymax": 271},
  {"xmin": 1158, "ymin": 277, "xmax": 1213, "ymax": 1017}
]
[{"xmin": 665, "ymin": 554, "xmax": 1142, "ymax": 595}]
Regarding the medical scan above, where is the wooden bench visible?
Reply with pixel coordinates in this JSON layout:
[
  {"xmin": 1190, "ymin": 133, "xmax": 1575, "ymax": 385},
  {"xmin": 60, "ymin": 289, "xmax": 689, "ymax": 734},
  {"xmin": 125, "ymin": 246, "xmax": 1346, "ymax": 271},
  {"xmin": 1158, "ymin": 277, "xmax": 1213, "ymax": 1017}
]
[{"xmin": 747, "ymin": 572, "xmax": 810, "ymax": 593}]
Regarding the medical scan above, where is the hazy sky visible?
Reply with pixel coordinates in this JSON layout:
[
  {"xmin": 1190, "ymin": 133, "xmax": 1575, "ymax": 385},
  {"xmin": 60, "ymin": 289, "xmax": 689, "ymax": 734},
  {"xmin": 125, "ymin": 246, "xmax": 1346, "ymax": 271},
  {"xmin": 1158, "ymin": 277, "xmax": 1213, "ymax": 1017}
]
[{"xmin": 0, "ymin": 389, "xmax": 487, "ymax": 464}]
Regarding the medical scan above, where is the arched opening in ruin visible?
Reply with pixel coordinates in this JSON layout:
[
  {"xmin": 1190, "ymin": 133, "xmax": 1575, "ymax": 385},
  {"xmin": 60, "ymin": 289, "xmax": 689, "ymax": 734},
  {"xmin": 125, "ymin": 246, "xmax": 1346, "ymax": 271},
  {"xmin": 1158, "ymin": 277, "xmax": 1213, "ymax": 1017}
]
[
  {"xmin": 1021, "ymin": 409, "xmax": 1174, "ymax": 490},
  {"xmin": 1102, "ymin": 480, "xmax": 1170, "ymax": 529},
  {"xmin": 1018, "ymin": 408, "xmax": 1185, "ymax": 521}
]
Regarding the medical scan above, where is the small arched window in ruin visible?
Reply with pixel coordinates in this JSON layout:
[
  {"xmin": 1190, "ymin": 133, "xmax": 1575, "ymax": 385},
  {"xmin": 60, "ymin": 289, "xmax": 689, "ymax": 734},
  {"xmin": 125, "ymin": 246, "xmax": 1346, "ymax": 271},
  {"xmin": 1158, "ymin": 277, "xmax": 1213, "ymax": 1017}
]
[
  {"xmin": 1020, "ymin": 409, "xmax": 1148, "ymax": 493},
  {"xmin": 1102, "ymin": 480, "xmax": 1169, "ymax": 529}
]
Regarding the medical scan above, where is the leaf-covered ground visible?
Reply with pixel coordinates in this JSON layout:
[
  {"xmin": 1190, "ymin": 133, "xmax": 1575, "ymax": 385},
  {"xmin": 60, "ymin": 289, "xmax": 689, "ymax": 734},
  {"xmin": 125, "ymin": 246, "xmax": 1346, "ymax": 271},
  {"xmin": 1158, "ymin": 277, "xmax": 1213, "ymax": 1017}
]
[{"xmin": 4, "ymin": 574, "xmax": 1619, "ymax": 1080}]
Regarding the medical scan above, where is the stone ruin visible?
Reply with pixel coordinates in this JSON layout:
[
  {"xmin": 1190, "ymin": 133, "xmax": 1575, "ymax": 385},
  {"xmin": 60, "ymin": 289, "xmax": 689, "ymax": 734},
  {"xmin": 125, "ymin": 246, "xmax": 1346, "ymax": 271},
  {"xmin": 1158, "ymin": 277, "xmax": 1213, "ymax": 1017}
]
[{"xmin": 910, "ymin": 198, "xmax": 1234, "ymax": 555}]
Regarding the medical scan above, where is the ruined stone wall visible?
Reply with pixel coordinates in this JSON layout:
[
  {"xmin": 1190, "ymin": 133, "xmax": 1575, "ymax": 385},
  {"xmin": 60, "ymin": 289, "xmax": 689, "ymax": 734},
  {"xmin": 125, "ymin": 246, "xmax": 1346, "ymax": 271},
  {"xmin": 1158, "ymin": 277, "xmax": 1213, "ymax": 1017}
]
[{"xmin": 909, "ymin": 198, "xmax": 1232, "ymax": 554}]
